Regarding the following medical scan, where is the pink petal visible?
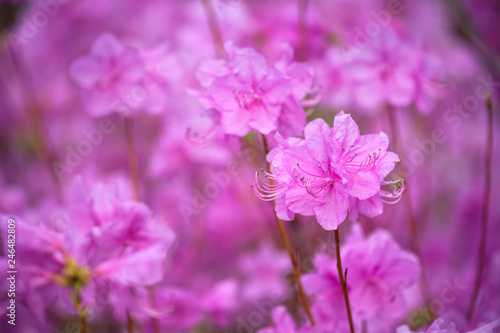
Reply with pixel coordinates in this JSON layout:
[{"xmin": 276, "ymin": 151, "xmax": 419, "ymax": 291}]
[
  {"xmin": 333, "ymin": 111, "xmax": 360, "ymax": 148},
  {"xmin": 69, "ymin": 56, "xmax": 105, "ymax": 89},
  {"xmin": 90, "ymin": 33, "xmax": 126, "ymax": 59},
  {"xmin": 313, "ymin": 181, "xmax": 349, "ymax": 230},
  {"xmin": 304, "ymin": 118, "xmax": 330, "ymax": 140}
]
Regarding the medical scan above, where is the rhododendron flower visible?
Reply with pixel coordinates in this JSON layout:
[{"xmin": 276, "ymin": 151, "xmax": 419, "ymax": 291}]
[
  {"xmin": 341, "ymin": 225, "xmax": 421, "ymax": 320},
  {"xmin": 200, "ymin": 279, "xmax": 238, "ymax": 326},
  {"xmin": 397, "ymin": 319, "xmax": 459, "ymax": 333},
  {"xmin": 348, "ymin": 31, "xmax": 448, "ymax": 113},
  {"xmin": 13, "ymin": 177, "xmax": 175, "ymax": 327},
  {"xmin": 253, "ymin": 111, "xmax": 402, "ymax": 229},
  {"xmin": 397, "ymin": 318, "xmax": 500, "ymax": 333},
  {"xmin": 257, "ymin": 306, "xmax": 304, "ymax": 333},
  {"xmin": 238, "ymin": 243, "xmax": 290, "ymax": 301},
  {"xmin": 194, "ymin": 43, "xmax": 316, "ymax": 137},
  {"xmin": 303, "ymin": 225, "xmax": 421, "ymax": 328},
  {"xmin": 70, "ymin": 33, "xmax": 153, "ymax": 117},
  {"xmin": 3, "ymin": 0, "xmax": 500, "ymax": 331}
]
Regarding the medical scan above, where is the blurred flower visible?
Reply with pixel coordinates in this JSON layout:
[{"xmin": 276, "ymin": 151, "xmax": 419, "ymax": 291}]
[
  {"xmin": 238, "ymin": 243, "xmax": 290, "ymax": 302},
  {"xmin": 303, "ymin": 225, "xmax": 421, "ymax": 330},
  {"xmin": 194, "ymin": 43, "xmax": 316, "ymax": 137},
  {"xmin": 70, "ymin": 33, "xmax": 152, "ymax": 117}
]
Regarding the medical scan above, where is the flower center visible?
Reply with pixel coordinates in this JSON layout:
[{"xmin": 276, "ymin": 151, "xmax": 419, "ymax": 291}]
[
  {"xmin": 343, "ymin": 149, "xmax": 382, "ymax": 174},
  {"xmin": 295, "ymin": 163, "xmax": 335, "ymax": 198},
  {"xmin": 233, "ymin": 86, "xmax": 264, "ymax": 110}
]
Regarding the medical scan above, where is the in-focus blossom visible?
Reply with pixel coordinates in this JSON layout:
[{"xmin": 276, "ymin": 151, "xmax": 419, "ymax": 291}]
[
  {"xmin": 2, "ymin": 0, "xmax": 500, "ymax": 331},
  {"xmin": 253, "ymin": 111, "xmax": 402, "ymax": 229}
]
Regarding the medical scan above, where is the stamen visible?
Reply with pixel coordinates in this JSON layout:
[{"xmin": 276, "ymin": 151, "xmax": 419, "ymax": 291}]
[
  {"xmin": 186, "ymin": 122, "xmax": 220, "ymax": 145},
  {"xmin": 234, "ymin": 87, "xmax": 260, "ymax": 110},
  {"xmin": 251, "ymin": 171, "xmax": 288, "ymax": 201},
  {"xmin": 380, "ymin": 178, "xmax": 406, "ymax": 204},
  {"xmin": 344, "ymin": 149, "xmax": 382, "ymax": 174},
  {"xmin": 300, "ymin": 87, "xmax": 322, "ymax": 107},
  {"xmin": 296, "ymin": 162, "xmax": 325, "ymax": 178}
]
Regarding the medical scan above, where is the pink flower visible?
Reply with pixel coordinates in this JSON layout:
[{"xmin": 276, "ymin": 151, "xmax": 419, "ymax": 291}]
[
  {"xmin": 153, "ymin": 287, "xmax": 204, "ymax": 330},
  {"xmin": 200, "ymin": 279, "xmax": 238, "ymax": 326},
  {"xmin": 69, "ymin": 33, "xmax": 147, "ymax": 117},
  {"xmin": 253, "ymin": 112, "xmax": 401, "ymax": 230},
  {"xmin": 194, "ymin": 44, "xmax": 315, "ymax": 137},
  {"xmin": 303, "ymin": 225, "xmax": 421, "ymax": 329},
  {"xmin": 301, "ymin": 253, "xmax": 350, "ymax": 332},
  {"xmin": 397, "ymin": 318, "xmax": 500, "ymax": 333},
  {"xmin": 257, "ymin": 306, "xmax": 301, "ymax": 333},
  {"xmin": 397, "ymin": 319, "xmax": 459, "ymax": 333},
  {"xmin": 238, "ymin": 243, "xmax": 290, "ymax": 301},
  {"xmin": 342, "ymin": 225, "xmax": 421, "ymax": 321},
  {"xmin": 348, "ymin": 31, "xmax": 447, "ymax": 113},
  {"xmin": 13, "ymin": 177, "xmax": 175, "ymax": 326}
]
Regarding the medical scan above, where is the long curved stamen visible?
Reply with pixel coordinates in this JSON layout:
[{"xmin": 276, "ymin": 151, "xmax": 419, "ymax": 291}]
[
  {"xmin": 300, "ymin": 87, "xmax": 322, "ymax": 107},
  {"xmin": 293, "ymin": 163, "xmax": 335, "ymax": 198},
  {"xmin": 422, "ymin": 75, "xmax": 455, "ymax": 98},
  {"xmin": 380, "ymin": 178, "xmax": 406, "ymax": 204},
  {"xmin": 251, "ymin": 170, "xmax": 288, "ymax": 201},
  {"xmin": 186, "ymin": 122, "xmax": 220, "ymax": 145}
]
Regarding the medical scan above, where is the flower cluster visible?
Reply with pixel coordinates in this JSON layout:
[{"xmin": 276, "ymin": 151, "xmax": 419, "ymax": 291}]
[{"xmin": 0, "ymin": 0, "xmax": 499, "ymax": 332}]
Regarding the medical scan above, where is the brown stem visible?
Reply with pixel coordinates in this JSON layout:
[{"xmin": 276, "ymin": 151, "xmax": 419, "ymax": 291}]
[
  {"xmin": 200, "ymin": 0, "xmax": 226, "ymax": 59},
  {"xmin": 444, "ymin": 0, "xmax": 500, "ymax": 76},
  {"xmin": 291, "ymin": 216, "xmax": 312, "ymax": 261},
  {"xmin": 126, "ymin": 311, "xmax": 134, "ymax": 333},
  {"xmin": 262, "ymin": 136, "xmax": 315, "ymax": 326},
  {"xmin": 124, "ymin": 117, "xmax": 141, "ymax": 201},
  {"xmin": 297, "ymin": 0, "xmax": 309, "ymax": 61},
  {"xmin": 147, "ymin": 286, "xmax": 161, "ymax": 333},
  {"xmin": 123, "ymin": 119, "xmax": 161, "ymax": 332},
  {"xmin": 80, "ymin": 315, "xmax": 89, "ymax": 333},
  {"xmin": 334, "ymin": 229, "xmax": 355, "ymax": 333},
  {"xmin": 276, "ymin": 216, "xmax": 315, "ymax": 326},
  {"xmin": 5, "ymin": 46, "xmax": 61, "ymax": 195},
  {"xmin": 467, "ymin": 94, "xmax": 494, "ymax": 321},
  {"xmin": 386, "ymin": 106, "xmax": 434, "ymax": 317},
  {"xmin": 72, "ymin": 289, "xmax": 89, "ymax": 333}
]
